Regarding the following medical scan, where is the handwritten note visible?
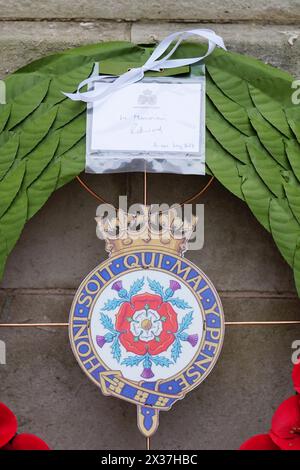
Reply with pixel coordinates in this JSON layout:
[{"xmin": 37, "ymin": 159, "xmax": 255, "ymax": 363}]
[{"xmin": 90, "ymin": 81, "xmax": 202, "ymax": 154}]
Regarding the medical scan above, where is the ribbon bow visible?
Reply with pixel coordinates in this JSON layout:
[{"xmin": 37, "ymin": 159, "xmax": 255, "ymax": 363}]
[{"xmin": 64, "ymin": 28, "xmax": 226, "ymax": 103}]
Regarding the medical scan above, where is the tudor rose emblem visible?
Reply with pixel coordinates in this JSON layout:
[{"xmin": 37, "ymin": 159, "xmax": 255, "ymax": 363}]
[{"xmin": 69, "ymin": 207, "xmax": 224, "ymax": 437}]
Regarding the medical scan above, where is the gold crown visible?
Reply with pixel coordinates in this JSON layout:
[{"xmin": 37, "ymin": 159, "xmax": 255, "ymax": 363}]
[{"xmin": 95, "ymin": 205, "xmax": 197, "ymax": 257}]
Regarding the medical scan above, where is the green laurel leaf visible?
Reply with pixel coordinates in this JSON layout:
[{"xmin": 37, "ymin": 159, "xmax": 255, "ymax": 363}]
[
  {"xmin": 206, "ymin": 98, "xmax": 249, "ymax": 164},
  {"xmin": 0, "ymin": 161, "xmax": 26, "ymax": 218},
  {"xmin": 246, "ymin": 137, "xmax": 285, "ymax": 198},
  {"xmin": 285, "ymin": 107, "xmax": 300, "ymax": 144},
  {"xmin": 206, "ymin": 63, "xmax": 253, "ymax": 108},
  {"xmin": 248, "ymin": 84, "xmax": 291, "ymax": 138},
  {"xmin": 0, "ymin": 105, "xmax": 11, "ymax": 133},
  {"xmin": 17, "ymin": 106, "xmax": 58, "ymax": 159},
  {"xmin": 0, "ymin": 132, "xmax": 19, "ymax": 180},
  {"xmin": 206, "ymin": 79, "xmax": 253, "ymax": 136},
  {"xmin": 55, "ymin": 139, "xmax": 85, "ymax": 189},
  {"xmin": 206, "ymin": 133, "xmax": 244, "ymax": 199},
  {"xmin": 6, "ymin": 78, "xmax": 50, "ymax": 130},
  {"xmin": 286, "ymin": 140, "xmax": 300, "ymax": 183},
  {"xmin": 284, "ymin": 180, "xmax": 300, "ymax": 225},
  {"xmin": 0, "ymin": 191, "xmax": 28, "ymax": 255},
  {"xmin": 27, "ymin": 160, "xmax": 61, "ymax": 219},
  {"xmin": 247, "ymin": 108, "xmax": 288, "ymax": 169},
  {"xmin": 269, "ymin": 198, "xmax": 300, "ymax": 266},
  {"xmin": 239, "ymin": 164, "xmax": 271, "ymax": 231}
]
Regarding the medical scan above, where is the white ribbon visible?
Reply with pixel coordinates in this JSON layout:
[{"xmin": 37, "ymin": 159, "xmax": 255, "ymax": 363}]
[{"xmin": 64, "ymin": 29, "xmax": 226, "ymax": 103}]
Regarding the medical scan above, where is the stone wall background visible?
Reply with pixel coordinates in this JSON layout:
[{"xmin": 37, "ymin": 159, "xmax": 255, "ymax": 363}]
[{"xmin": 0, "ymin": 0, "xmax": 300, "ymax": 450}]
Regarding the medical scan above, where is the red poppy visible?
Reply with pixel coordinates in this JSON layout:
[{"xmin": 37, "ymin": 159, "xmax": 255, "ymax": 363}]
[
  {"xmin": 0, "ymin": 402, "xmax": 50, "ymax": 451},
  {"xmin": 270, "ymin": 433, "xmax": 300, "ymax": 450},
  {"xmin": 0, "ymin": 403, "xmax": 17, "ymax": 448},
  {"xmin": 3, "ymin": 433, "xmax": 50, "ymax": 451},
  {"xmin": 115, "ymin": 293, "xmax": 178, "ymax": 355},
  {"xmin": 270, "ymin": 395, "xmax": 300, "ymax": 450},
  {"xmin": 240, "ymin": 434, "xmax": 279, "ymax": 450},
  {"xmin": 292, "ymin": 362, "xmax": 300, "ymax": 393}
]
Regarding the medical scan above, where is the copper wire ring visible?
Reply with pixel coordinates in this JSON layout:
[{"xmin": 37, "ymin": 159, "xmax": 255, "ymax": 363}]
[{"xmin": 76, "ymin": 174, "xmax": 215, "ymax": 207}]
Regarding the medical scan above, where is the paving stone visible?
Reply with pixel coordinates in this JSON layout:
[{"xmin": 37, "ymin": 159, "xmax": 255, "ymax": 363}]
[{"xmin": 0, "ymin": 0, "xmax": 298, "ymax": 23}]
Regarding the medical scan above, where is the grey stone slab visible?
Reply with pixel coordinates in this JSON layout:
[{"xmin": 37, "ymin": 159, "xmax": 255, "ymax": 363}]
[
  {"xmin": 1, "ymin": 291, "xmax": 299, "ymax": 324},
  {"xmin": 0, "ymin": 21, "xmax": 299, "ymax": 78},
  {"xmin": 0, "ymin": 294, "xmax": 299, "ymax": 449},
  {"xmin": 132, "ymin": 23, "xmax": 300, "ymax": 76},
  {"xmin": 222, "ymin": 296, "xmax": 300, "ymax": 322},
  {"xmin": 0, "ymin": 21, "xmax": 130, "ymax": 77},
  {"xmin": 1, "ymin": 176, "xmax": 296, "ymax": 293},
  {"xmin": 0, "ymin": 291, "xmax": 73, "ymax": 323},
  {"xmin": 0, "ymin": 0, "xmax": 298, "ymax": 23}
]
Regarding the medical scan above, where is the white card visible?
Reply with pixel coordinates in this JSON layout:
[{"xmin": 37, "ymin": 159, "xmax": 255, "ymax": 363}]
[{"xmin": 90, "ymin": 81, "xmax": 202, "ymax": 154}]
